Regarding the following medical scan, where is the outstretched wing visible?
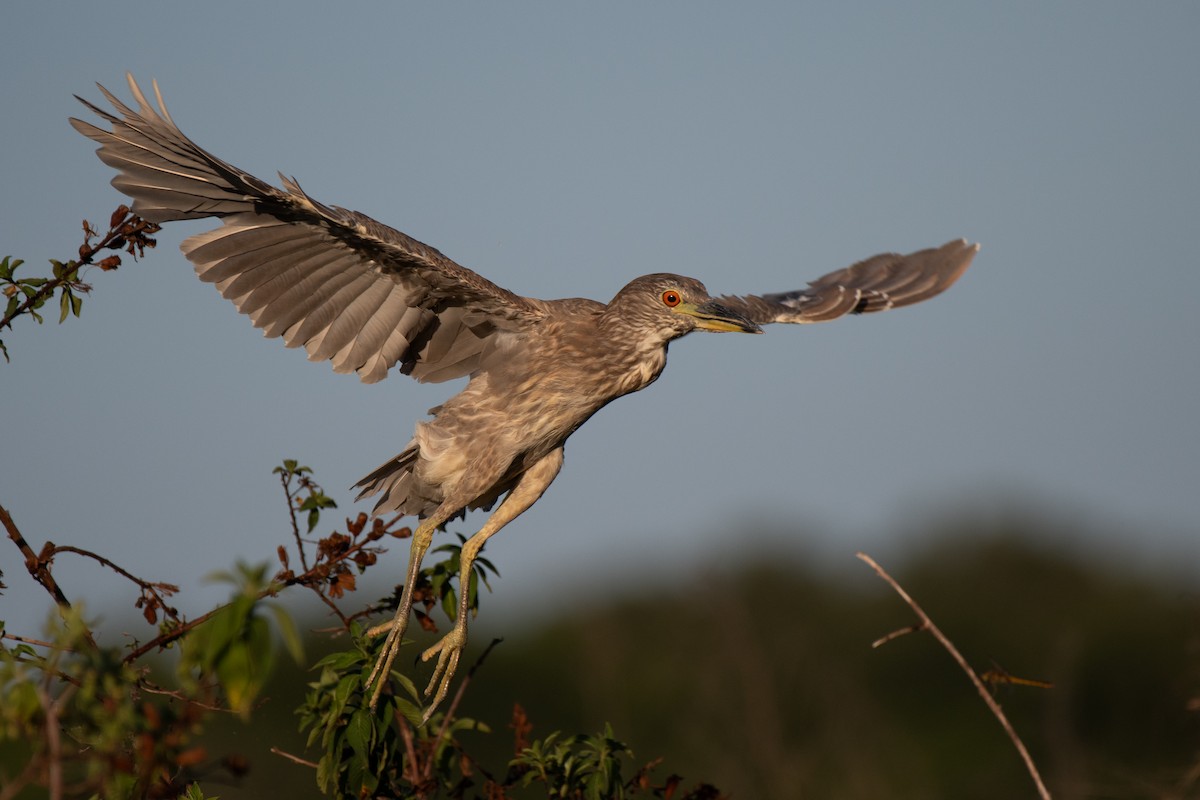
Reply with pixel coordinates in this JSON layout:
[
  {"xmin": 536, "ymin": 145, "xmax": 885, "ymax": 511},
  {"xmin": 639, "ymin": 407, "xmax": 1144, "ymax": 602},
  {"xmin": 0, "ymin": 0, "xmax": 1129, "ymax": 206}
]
[
  {"xmin": 71, "ymin": 74, "xmax": 546, "ymax": 384},
  {"xmin": 719, "ymin": 239, "xmax": 977, "ymax": 324}
]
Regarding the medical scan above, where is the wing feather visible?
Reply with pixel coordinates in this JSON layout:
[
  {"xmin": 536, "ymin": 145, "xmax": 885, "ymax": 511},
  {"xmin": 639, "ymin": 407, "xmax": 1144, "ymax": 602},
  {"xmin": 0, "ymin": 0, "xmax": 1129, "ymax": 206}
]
[
  {"xmin": 720, "ymin": 239, "xmax": 977, "ymax": 325},
  {"xmin": 72, "ymin": 74, "xmax": 546, "ymax": 384}
]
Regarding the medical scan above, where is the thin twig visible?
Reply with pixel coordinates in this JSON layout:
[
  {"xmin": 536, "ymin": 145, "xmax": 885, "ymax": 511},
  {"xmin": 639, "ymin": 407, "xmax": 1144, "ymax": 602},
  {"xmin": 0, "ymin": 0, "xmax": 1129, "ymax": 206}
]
[
  {"xmin": 269, "ymin": 747, "xmax": 319, "ymax": 769},
  {"xmin": 871, "ymin": 623, "xmax": 928, "ymax": 648},
  {"xmin": 425, "ymin": 638, "xmax": 502, "ymax": 781},
  {"xmin": 49, "ymin": 544, "xmax": 180, "ymax": 623},
  {"xmin": 1, "ymin": 632, "xmax": 61, "ymax": 650},
  {"xmin": 307, "ymin": 584, "xmax": 352, "ymax": 629},
  {"xmin": 35, "ymin": 684, "xmax": 64, "ymax": 800},
  {"xmin": 122, "ymin": 542, "xmax": 370, "ymax": 663},
  {"xmin": 399, "ymin": 716, "xmax": 422, "ymax": 787},
  {"xmin": 856, "ymin": 551, "xmax": 1052, "ymax": 800},
  {"xmin": 138, "ymin": 680, "xmax": 235, "ymax": 713},
  {"xmin": 280, "ymin": 470, "xmax": 311, "ymax": 573}
]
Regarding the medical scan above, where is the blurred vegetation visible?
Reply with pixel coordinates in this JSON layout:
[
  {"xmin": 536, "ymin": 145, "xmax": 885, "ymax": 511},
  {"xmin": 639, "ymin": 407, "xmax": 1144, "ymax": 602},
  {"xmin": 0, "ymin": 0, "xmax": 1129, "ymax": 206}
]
[
  {"xmin": 186, "ymin": 517, "xmax": 1199, "ymax": 800},
  {"xmin": 4, "ymin": 213, "xmax": 1198, "ymax": 798}
]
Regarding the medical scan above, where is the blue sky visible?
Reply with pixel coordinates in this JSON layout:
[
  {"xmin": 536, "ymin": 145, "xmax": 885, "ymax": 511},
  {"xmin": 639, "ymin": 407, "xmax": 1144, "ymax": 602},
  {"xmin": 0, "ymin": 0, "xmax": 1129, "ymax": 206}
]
[{"xmin": 3, "ymin": 3, "xmax": 1198, "ymax": 635}]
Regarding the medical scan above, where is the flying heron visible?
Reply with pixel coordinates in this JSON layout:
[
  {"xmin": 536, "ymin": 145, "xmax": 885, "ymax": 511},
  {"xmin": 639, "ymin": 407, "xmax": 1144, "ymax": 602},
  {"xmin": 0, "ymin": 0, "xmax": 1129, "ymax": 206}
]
[{"xmin": 72, "ymin": 75, "xmax": 977, "ymax": 721}]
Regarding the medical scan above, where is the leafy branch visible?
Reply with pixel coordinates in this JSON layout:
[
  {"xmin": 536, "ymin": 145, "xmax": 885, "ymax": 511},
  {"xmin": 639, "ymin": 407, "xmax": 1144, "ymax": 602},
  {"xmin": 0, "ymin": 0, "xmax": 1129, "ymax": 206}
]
[{"xmin": 0, "ymin": 205, "xmax": 160, "ymax": 361}]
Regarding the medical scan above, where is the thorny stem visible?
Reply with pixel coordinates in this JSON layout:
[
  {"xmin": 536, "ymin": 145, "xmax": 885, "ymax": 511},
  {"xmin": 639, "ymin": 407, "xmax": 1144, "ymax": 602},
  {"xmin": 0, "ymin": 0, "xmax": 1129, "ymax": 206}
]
[{"xmin": 856, "ymin": 551, "xmax": 1052, "ymax": 800}]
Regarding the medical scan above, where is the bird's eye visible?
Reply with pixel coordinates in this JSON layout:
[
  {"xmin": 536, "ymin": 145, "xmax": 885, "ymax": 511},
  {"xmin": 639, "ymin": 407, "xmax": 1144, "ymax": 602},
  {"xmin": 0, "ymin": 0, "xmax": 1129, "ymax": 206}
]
[{"xmin": 662, "ymin": 290, "xmax": 682, "ymax": 307}]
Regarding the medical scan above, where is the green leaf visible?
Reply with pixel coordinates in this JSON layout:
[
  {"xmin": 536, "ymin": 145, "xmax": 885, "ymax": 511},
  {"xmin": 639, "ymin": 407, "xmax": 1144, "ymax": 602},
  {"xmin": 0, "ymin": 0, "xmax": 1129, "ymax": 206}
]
[
  {"xmin": 58, "ymin": 289, "xmax": 71, "ymax": 323},
  {"xmin": 70, "ymin": 291, "xmax": 83, "ymax": 318},
  {"xmin": 267, "ymin": 603, "xmax": 304, "ymax": 663},
  {"xmin": 345, "ymin": 708, "xmax": 373, "ymax": 756},
  {"xmin": 313, "ymin": 649, "xmax": 364, "ymax": 673}
]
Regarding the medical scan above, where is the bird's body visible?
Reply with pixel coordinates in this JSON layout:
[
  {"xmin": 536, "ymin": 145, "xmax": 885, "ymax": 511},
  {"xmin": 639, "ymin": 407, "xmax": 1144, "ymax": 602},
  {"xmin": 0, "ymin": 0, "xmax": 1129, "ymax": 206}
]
[
  {"xmin": 360, "ymin": 276, "xmax": 709, "ymax": 520},
  {"xmin": 73, "ymin": 75, "xmax": 977, "ymax": 721}
]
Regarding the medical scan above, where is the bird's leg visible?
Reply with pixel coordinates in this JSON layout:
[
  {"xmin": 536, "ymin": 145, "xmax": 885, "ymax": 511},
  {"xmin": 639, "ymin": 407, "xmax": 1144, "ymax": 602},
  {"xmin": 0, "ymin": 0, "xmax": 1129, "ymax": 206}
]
[
  {"xmin": 365, "ymin": 511, "xmax": 448, "ymax": 711},
  {"xmin": 418, "ymin": 448, "xmax": 564, "ymax": 723}
]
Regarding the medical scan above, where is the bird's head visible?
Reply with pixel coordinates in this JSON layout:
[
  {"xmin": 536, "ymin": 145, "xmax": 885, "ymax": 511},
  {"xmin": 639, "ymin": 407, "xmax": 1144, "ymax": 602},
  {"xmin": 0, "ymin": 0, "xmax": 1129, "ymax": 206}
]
[{"xmin": 604, "ymin": 273, "xmax": 761, "ymax": 346}]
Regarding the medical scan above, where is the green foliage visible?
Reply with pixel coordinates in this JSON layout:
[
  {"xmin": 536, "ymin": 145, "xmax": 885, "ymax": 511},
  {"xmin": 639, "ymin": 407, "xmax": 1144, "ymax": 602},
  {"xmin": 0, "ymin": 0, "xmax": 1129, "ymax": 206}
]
[
  {"xmin": 273, "ymin": 459, "xmax": 338, "ymax": 534},
  {"xmin": 178, "ymin": 562, "xmax": 304, "ymax": 718},
  {"xmin": 512, "ymin": 726, "xmax": 633, "ymax": 800},
  {"xmin": 0, "ymin": 606, "xmax": 213, "ymax": 798},
  {"xmin": 297, "ymin": 624, "xmax": 489, "ymax": 798},
  {"xmin": 0, "ymin": 207, "xmax": 159, "ymax": 362}
]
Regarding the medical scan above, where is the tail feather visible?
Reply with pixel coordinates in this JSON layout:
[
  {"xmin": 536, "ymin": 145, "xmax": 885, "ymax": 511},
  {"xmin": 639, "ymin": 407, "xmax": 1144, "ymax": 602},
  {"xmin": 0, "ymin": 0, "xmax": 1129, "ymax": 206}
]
[{"xmin": 354, "ymin": 444, "xmax": 427, "ymax": 516}]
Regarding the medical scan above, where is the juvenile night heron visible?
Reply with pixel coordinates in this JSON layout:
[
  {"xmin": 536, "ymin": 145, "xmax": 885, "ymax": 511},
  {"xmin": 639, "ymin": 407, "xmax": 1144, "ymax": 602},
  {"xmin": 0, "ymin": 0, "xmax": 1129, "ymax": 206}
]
[{"xmin": 73, "ymin": 75, "xmax": 977, "ymax": 720}]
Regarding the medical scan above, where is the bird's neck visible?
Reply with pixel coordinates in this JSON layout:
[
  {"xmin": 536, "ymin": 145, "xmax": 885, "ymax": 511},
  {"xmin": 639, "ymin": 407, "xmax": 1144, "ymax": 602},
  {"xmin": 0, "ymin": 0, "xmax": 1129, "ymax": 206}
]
[{"xmin": 600, "ymin": 326, "xmax": 671, "ymax": 397}]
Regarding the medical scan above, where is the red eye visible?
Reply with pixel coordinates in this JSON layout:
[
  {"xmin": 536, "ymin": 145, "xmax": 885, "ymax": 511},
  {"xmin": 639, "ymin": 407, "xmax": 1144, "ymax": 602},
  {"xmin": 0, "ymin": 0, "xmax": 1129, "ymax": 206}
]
[{"xmin": 662, "ymin": 290, "xmax": 681, "ymax": 307}]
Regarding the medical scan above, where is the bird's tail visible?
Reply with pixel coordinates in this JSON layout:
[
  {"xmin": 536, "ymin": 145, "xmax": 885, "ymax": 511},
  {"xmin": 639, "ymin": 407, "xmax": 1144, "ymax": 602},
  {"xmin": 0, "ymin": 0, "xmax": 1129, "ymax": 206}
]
[{"xmin": 354, "ymin": 443, "xmax": 431, "ymax": 517}]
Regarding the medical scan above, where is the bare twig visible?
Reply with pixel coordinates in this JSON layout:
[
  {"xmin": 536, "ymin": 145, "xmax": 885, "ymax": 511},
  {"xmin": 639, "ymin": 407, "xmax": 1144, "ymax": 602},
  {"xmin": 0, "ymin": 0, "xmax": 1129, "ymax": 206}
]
[
  {"xmin": 139, "ymin": 680, "xmax": 235, "ymax": 713},
  {"xmin": 35, "ymin": 683, "xmax": 68, "ymax": 800},
  {"xmin": 269, "ymin": 747, "xmax": 319, "ymax": 769},
  {"xmin": 1, "ymin": 632, "xmax": 61, "ymax": 650},
  {"xmin": 856, "ymin": 551, "xmax": 1052, "ymax": 800},
  {"xmin": 48, "ymin": 544, "xmax": 180, "ymax": 623},
  {"xmin": 870, "ymin": 623, "xmax": 928, "ymax": 648},
  {"xmin": 398, "ymin": 716, "xmax": 422, "ymax": 787},
  {"xmin": 279, "ymin": 469, "xmax": 311, "ymax": 573}
]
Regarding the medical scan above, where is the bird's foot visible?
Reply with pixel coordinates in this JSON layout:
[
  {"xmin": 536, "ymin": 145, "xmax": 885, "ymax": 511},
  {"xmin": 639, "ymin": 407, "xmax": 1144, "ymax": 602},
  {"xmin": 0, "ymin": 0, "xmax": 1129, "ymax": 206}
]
[
  {"xmin": 418, "ymin": 625, "xmax": 467, "ymax": 724},
  {"xmin": 365, "ymin": 614, "xmax": 409, "ymax": 711}
]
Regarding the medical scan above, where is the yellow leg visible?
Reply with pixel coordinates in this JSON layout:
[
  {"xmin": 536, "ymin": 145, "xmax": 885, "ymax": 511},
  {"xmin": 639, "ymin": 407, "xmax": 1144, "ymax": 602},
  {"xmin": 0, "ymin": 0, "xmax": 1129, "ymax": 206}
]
[
  {"xmin": 365, "ymin": 508, "xmax": 449, "ymax": 711},
  {"xmin": 418, "ymin": 448, "xmax": 564, "ymax": 722}
]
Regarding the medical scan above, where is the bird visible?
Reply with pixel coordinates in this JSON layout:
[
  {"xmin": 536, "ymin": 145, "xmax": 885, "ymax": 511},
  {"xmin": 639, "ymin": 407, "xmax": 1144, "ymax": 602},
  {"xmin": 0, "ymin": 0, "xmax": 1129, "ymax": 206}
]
[{"xmin": 72, "ymin": 74, "xmax": 977, "ymax": 721}]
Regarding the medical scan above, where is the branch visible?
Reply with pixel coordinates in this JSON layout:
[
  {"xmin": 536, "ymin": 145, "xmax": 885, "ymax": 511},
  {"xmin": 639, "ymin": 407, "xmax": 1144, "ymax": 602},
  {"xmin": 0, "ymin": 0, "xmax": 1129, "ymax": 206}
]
[
  {"xmin": 0, "ymin": 209, "xmax": 159, "ymax": 333},
  {"xmin": 856, "ymin": 551, "xmax": 1052, "ymax": 800},
  {"xmin": 269, "ymin": 747, "xmax": 318, "ymax": 769},
  {"xmin": 35, "ymin": 683, "xmax": 64, "ymax": 800},
  {"xmin": 279, "ymin": 468, "xmax": 311, "ymax": 574},
  {"xmin": 0, "ymin": 504, "xmax": 97, "ymax": 650},
  {"xmin": 48, "ymin": 544, "xmax": 181, "ymax": 624}
]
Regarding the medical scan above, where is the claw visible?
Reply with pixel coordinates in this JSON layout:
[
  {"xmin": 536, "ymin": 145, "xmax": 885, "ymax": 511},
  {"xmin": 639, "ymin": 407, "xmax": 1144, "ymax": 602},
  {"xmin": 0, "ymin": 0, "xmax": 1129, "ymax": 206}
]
[
  {"xmin": 365, "ymin": 613, "xmax": 409, "ymax": 711},
  {"xmin": 418, "ymin": 626, "xmax": 467, "ymax": 723}
]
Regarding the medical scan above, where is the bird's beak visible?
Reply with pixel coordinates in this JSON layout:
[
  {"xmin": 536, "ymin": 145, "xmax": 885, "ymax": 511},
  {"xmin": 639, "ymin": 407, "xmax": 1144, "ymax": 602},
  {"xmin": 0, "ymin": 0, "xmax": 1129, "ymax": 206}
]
[{"xmin": 674, "ymin": 300, "xmax": 762, "ymax": 333}]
